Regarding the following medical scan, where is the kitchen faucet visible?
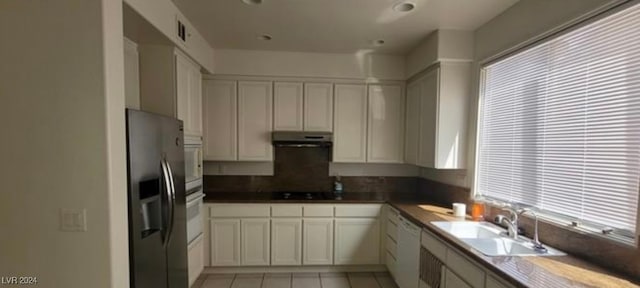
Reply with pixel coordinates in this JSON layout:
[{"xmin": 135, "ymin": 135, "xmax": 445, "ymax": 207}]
[
  {"xmin": 494, "ymin": 205, "xmax": 548, "ymax": 253},
  {"xmin": 494, "ymin": 206, "xmax": 521, "ymax": 239}
]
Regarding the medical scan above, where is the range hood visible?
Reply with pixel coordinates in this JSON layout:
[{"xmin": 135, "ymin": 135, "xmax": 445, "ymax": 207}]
[{"xmin": 272, "ymin": 131, "xmax": 332, "ymax": 147}]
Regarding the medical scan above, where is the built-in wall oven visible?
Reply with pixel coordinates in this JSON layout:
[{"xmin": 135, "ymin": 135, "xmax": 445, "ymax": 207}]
[
  {"xmin": 184, "ymin": 137, "xmax": 203, "ymax": 196},
  {"xmin": 184, "ymin": 136, "xmax": 204, "ymax": 245},
  {"xmin": 186, "ymin": 190, "xmax": 205, "ymax": 244}
]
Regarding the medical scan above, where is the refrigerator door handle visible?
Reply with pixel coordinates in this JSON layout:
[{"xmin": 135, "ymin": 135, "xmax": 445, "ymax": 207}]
[
  {"xmin": 160, "ymin": 158, "xmax": 175, "ymax": 248},
  {"xmin": 164, "ymin": 159, "xmax": 177, "ymax": 247}
]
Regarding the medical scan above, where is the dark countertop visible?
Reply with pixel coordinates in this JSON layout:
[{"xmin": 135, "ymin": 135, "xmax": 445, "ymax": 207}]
[
  {"xmin": 203, "ymin": 191, "xmax": 639, "ymax": 288},
  {"xmin": 388, "ymin": 203, "xmax": 639, "ymax": 288}
]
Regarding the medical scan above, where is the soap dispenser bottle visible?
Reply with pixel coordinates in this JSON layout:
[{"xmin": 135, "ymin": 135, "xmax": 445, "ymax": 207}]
[{"xmin": 334, "ymin": 175, "xmax": 343, "ymax": 194}]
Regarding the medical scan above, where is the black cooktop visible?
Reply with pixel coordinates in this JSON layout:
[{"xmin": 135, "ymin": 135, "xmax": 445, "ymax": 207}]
[{"xmin": 271, "ymin": 191, "xmax": 331, "ymax": 200}]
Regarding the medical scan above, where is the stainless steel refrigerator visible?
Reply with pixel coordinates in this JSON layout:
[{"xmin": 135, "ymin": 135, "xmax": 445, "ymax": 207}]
[{"xmin": 126, "ymin": 109, "xmax": 188, "ymax": 288}]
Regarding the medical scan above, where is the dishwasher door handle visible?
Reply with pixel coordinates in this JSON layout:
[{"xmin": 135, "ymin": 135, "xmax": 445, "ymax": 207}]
[{"xmin": 399, "ymin": 216, "xmax": 421, "ymax": 236}]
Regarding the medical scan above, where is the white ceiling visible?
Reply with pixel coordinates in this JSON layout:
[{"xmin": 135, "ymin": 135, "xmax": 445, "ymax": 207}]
[{"xmin": 172, "ymin": 0, "xmax": 518, "ymax": 55}]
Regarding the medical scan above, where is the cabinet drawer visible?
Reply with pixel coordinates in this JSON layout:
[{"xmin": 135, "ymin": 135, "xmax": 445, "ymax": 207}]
[
  {"xmin": 303, "ymin": 205, "xmax": 334, "ymax": 217},
  {"xmin": 271, "ymin": 204, "xmax": 303, "ymax": 217},
  {"xmin": 210, "ymin": 204, "xmax": 270, "ymax": 217},
  {"xmin": 446, "ymin": 249, "xmax": 485, "ymax": 288},
  {"xmin": 386, "ymin": 219, "xmax": 398, "ymax": 241},
  {"xmin": 335, "ymin": 204, "xmax": 382, "ymax": 217},
  {"xmin": 421, "ymin": 229, "xmax": 447, "ymax": 262},
  {"xmin": 385, "ymin": 251, "xmax": 396, "ymax": 278},
  {"xmin": 187, "ymin": 235, "xmax": 204, "ymax": 287},
  {"xmin": 387, "ymin": 206, "xmax": 399, "ymax": 224},
  {"xmin": 445, "ymin": 268, "xmax": 473, "ymax": 288},
  {"xmin": 486, "ymin": 275, "xmax": 511, "ymax": 288},
  {"xmin": 385, "ymin": 235, "xmax": 397, "ymax": 257}
]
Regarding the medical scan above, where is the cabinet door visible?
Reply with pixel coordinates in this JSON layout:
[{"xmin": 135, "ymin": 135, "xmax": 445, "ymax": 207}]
[
  {"xmin": 241, "ymin": 218, "xmax": 270, "ymax": 266},
  {"xmin": 333, "ymin": 84, "xmax": 367, "ymax": 163},
  {"xmin": 188, "ymin": 236, "xmax": 204, "ymax": 287},
  {"xmin": 436, "ymin": 62, "xmax": 470, "ymax": 169},
  {"xmin": 418, "ymin": 69, "xmax": 438, "ymax": 168},
  {"xmin": 302, "ymin": 218, "xmax": 334, "ymax": 265},
  {"xmin": 486, "ymin": 275, "xmax": 511, "ymax": 288},
  {"xmin": 188, "ymin": 64, "xmax": 202, "ymax": 136},
  {"xmin": 367, "ymin": 84, "xmax": 405, "ymax": 163},
  {"xmin": 203, "ymin": 80, "xmax": 238, "ymax": 161},
  {"xmin": 175, "ymin": 52, "xmax": 191, "ymax": 124},
  {"xmin": 445, "ymin": 268, "xmax": 472, "ymax": 288},
  {"xmin": 405, "ymin": 79, "xmax": 421, "ymax": 165},
  {"xmin": 304, "ymin": 83, "xmax": 334, "ymax": 132},
  {"xmin": 271, "ymin": 218, "xmax": 302, "ymax": 266},
  {"xmin": 123, "ymin": 38, "xmax": 140, "ymax": 109},
  {"xmin": 238, "ymin": 81, "xmax": 273, "ymax": 161},
  {"xmin": 385, "ymin": 251, "xmax": 397, "ymax": 279},
  {"xmin": 274, "ymin": 82, "xmax": 303, "ymax": 131},
  {"xmin": 210, "ymin": 219, "xmax": 241, "ymax": 266},
  {"xmin": 334, "ymin": 218, "xmax": 380, "ymax": 265}
]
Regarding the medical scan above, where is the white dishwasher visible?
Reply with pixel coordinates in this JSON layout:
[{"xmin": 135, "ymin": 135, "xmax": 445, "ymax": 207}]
[{"xmin": 397, "ymin": 216, "xmax": 421, "ymax": 288}]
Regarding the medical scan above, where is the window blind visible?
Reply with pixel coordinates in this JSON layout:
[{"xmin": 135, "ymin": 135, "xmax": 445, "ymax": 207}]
[{"xmin": 477, "ymin": 3, "xmax": 640, "ymax": 236}]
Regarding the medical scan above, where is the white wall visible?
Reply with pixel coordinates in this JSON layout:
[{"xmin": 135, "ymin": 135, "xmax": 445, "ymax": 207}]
[
  {"xmin": 212, "ymin": 49, "xmax": 406, "ymax": 80},
  {"xmin": 430, "ymin": 0, "xmax": 616, "ymax": 189},
  {"xmin": 474, "ymin": 0, "xmax": 616, "ymax": 62},
  {"xmin": 405, "ymin": 30, "xmax": 474, "ymax": 79},
  {"xmin": 0, "ymin": 1, "xmax": 128, "ymax": 287},
  {"xmin": 125, "ymin": 0, "xmax": 215, "ymax": 73}
]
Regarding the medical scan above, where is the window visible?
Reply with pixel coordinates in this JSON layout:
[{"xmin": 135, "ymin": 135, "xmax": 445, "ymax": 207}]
[{"xmin": 476, "ymin": 3, "xmax": 640, "ymax": 239}]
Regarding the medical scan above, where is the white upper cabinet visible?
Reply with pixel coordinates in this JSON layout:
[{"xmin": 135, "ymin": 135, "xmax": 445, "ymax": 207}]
[
  {"xmin": 411, "ymin": 62, "xmax": 470, "ymax": 169},
  {"xmin": 174, "ymin": 50, "xmax": 203, "ymax": 137},
  {"xmin": 367, "ymin": 84, "xmax": 405, "ymax": 163},
  {"xmin": 123, "ymin": 38, "xmax": 140, "ymax": 109},
  {"xmin": 333, "ymin": 84, "xmax": 368, "ymax": 163},
  {"xmin": 139, "ymin": 47, "xmax": 202, "ymax": 137},
  {"xmin": 404, "ymin": 80, "xmax": 421, "ymax": 165},
  {"xmin": 238, "ymin": 81, "xmax": 273, "ymax": 161},
  {"xmin": 418, "ymin": 70, "xmax": 438, "ymax": 168},
  {"xmin": 203, "ymin": 80, "xmax": 237, "ymax": 161},
  {"xmin": 188, "ymin": 61, "xmax": 203, "ymax": 136},
  {"xmin": 304, "ymin": 83, "xmax": 334, "ymax": 132},
  {"xmin": 274, "ymin": 82, "xmax": 304, "ymax": 131},
  {"xmin": 175, "ymin": 52, "xmax": 191, "ymax": 122}
]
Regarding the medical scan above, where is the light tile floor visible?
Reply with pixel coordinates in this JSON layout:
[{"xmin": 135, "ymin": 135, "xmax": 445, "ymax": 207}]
[{"xmin": 192, "ymin": 272, "xmax": 399, "ymax": 288}]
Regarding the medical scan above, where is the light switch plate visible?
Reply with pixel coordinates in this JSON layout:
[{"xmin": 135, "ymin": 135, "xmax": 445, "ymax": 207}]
[{"xmin": 59, "ymin": 208, "xmax": 87, "ymax": 232}]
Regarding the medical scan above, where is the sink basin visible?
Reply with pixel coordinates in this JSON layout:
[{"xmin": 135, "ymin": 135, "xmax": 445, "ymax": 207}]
[
  {"xmin": 431, "ymin": 221, "xmax": 504, "ymax": 239},
  {"xmin": 431, "ymin": 221, "xmax": 565, "ymax": 257}
]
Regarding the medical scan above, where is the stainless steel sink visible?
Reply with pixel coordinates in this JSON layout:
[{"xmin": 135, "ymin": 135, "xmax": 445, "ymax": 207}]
[{"xmin": 431, "ymin": 221, "xmax": 565, "ymax": 257}]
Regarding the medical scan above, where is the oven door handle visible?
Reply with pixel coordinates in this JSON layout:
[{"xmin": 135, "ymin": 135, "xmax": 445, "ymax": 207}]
[{"xmin": 186, "ymin": 192, "xmax": 205, "ymax": 206}]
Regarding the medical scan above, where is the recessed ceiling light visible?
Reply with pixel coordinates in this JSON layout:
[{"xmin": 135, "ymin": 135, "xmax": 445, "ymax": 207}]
[
  {"xmin": 393, "ymin": 2, "xmax": 415, "ymax": 12},
  {"xmin": 257, "ymin": 34, "xmax": 272, "ymax": 41},
  {"xmin": 242, "ymin": 0, "xmax": 263, "ymax": 5},
  {"xmin": 372, "ymin": 39, "xmax": 385, "ymax": 46}
]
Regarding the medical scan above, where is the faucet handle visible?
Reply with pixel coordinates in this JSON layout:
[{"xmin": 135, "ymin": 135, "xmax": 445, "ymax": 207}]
[{"xmin": 494, "ymin": 214, "xmax": 507, "ymax": 224}]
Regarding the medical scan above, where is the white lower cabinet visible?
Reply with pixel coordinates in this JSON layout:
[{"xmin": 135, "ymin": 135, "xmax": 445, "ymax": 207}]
[
  {"xmin": 445, "ymin": 268, "xmax": 472, "ymax": 288},
  {"xmin": 187, "ymin": 235, "xmax": 204, "ymax": 287},
  {"xmin": 302, "ymin": 218, "xmax": 334, "ymax": 265},
  {"xmin": 334, "ymin": 218, "xmax": 380, "ymax": 265},
  {"xmin": 485, "ymin": 275, "xmax": 511, "ymax": 288},
  {"xmin": 241, "ymin": 218, "xmax": 270, "ymax": 266},
  {"xmin": 271, "ymin": 218, "xmax": 302, "ymax": 266},
  {"xmin": 210, "ymin": 219, "xmax": 241, "ymax": 266},
  {"xmin": 206, "ymin": 204, "xmax": 386, "ymax": 270}
]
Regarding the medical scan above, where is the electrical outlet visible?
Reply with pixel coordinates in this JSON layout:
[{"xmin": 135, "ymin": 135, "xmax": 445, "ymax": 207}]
[{"xmin": 59, "ymin": 208, "xmax": 87, "ymax": 232}]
